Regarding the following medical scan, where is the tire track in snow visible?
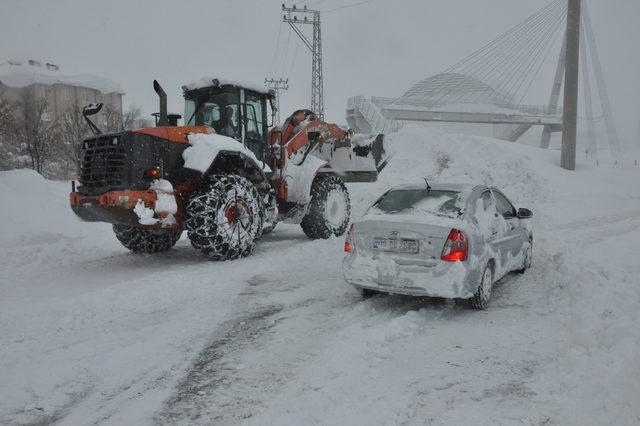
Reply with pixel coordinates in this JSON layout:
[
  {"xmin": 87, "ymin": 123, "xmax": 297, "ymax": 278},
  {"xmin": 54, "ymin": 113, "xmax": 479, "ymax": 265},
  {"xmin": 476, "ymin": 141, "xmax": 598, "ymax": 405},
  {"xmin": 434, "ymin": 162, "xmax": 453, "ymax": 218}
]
[
  {"xmin": 550, "ymin": 208, "xmax": 640, "ymax": 233},
  {"xmin": 156, "ymin": 304, "xmax": 284, "ymax": 425},
  {"xmin": 1, "ymin": 227, "xmax": 318, "ymax": 425}
]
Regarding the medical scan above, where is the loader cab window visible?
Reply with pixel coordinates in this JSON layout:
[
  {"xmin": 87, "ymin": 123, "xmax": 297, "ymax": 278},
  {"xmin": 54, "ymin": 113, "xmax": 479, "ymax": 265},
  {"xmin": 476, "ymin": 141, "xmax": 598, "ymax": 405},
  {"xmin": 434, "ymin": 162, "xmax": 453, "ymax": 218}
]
[
  {"xmin": 184, "ymin": 90, "xmax": 240, "ymax": 140},
  {"xmin": 244, "ymin": 90, "xmax": 267, "ymax": 161}
]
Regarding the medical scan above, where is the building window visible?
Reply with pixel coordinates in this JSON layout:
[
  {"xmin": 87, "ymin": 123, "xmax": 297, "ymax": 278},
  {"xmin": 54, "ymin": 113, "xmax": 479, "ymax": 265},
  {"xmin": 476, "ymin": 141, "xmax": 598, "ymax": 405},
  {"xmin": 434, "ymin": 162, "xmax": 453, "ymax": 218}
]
[
  {"xmin": 64, "ymin": 87, "xmax": 72, "ymax": 101},
  {"xmin": 40, "ymin": 111, "xmax": 50, "ymax": 122},
  {"xmin": 99, "ymin": 115, "xmax": 107, "ymax": 125},
  {"xmin": 63, "ymin": 112, "xmax": 72, "ymax": 124},
  {"xmin": 63, "ymin": 134, "xmax": 73, "ymax": 145}
]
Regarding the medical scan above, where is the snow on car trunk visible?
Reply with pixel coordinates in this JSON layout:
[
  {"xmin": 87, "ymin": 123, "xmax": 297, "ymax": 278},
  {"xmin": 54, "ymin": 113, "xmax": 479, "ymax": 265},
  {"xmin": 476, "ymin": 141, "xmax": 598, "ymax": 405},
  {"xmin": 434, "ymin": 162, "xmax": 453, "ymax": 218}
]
[{"xmin": 352, "ymin": 216, "xmax": 460, "ymax": 262}]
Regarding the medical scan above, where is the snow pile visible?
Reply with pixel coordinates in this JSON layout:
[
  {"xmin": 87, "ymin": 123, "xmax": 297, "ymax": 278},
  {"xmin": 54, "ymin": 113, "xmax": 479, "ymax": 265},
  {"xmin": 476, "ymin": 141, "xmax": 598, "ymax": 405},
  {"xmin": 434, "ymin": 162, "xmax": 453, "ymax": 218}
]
[
  {"xmin": 0, "ymin": 61, "xmax": 124, "ymax": 94},
  {"xmin": 348, "ymin": 125, "xmax": 550, "ymax": 218},
  {"xmin": 0, "ymin": 170, "xmax": 82, "ymax": 243},
  {"xmin": 183, "ymin": 133, "xmax": 268, "ymax": 173},
  {"xmin": 133, "ymin": 200, "xmax": 157, "ymax": 225},
  {"xmin": 132, "ymin": 179, "xmax": 178, "ymax": 226}
]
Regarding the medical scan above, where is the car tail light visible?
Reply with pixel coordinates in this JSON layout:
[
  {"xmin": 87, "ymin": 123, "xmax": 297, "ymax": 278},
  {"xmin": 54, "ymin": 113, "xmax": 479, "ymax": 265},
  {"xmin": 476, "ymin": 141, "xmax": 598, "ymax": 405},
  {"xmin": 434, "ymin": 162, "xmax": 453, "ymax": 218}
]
[
  {"xmin": 441, "ymin": 228, "xmax": 468, "ymax": 261},
  {"xmin": 345, "ymin": 224, "xmax": 354, "ymax": 253}
]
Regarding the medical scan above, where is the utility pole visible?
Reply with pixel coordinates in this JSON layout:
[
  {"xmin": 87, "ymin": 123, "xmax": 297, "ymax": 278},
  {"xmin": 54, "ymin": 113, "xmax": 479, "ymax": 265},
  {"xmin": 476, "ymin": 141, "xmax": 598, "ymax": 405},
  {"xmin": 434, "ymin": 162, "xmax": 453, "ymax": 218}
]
[
  {"xmin": 264, "ymin": 78, "xmax": 289, "ymax": 124},
  {"xmin": 282, "ymin": 4, "xmax": 324, "ymax": 119},
  {"xmin": 560, "ymin": 0, "xmax": 581, "ymax": 171}
]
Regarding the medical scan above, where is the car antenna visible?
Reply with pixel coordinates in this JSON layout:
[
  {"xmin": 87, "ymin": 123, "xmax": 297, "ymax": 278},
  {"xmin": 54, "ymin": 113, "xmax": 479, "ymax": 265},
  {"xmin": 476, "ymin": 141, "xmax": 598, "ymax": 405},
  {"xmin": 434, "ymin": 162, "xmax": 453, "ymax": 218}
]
[{"xmin": 424, "ymin": 178, "xmax": 431, "ymax": 192}]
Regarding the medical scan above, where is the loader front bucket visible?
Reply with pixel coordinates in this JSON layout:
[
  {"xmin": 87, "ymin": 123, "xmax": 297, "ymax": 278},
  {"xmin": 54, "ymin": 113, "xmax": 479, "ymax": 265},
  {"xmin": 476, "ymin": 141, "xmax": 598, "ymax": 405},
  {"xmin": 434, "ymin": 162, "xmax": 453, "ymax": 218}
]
[{"xmin": 318, "ymin": 133, "xmax": 391, "ymax": 183}]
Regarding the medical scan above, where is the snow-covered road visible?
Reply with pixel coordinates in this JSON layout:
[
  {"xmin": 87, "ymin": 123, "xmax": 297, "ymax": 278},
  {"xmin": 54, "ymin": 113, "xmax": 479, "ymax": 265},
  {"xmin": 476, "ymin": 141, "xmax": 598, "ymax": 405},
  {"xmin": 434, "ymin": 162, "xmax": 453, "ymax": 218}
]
[{"xmin": 1, "ymin": 126, "xmax": 639, "ymax": 425}]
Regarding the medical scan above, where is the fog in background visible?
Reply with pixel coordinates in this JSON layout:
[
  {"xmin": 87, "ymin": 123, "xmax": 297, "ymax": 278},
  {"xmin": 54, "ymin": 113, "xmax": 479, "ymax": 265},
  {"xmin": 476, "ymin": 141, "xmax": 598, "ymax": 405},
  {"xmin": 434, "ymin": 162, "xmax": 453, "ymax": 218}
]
[{"xmin": 2, "ymin": 0, "xmax": 639, "ymax": 147}]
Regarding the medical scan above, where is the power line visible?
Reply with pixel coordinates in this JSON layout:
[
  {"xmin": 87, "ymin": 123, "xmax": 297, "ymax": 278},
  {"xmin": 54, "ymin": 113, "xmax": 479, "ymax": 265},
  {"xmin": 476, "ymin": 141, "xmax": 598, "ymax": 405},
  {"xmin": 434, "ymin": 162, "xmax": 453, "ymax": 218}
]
[
  {"xmin": 282, "ymin": 5, "xmax": 325, "ymax": 118},
  {"xmin": 277, "ymin": 27, "xmax": 293, "ymax": 79},
  {"xmin": 265, "ymin": 78, "xmax": 289, "ymax": 124},
  {"xmin": 324, "ymin": 0, "xmax": 376, "ymax": 14},
  {"xmin": 287, "ymin": 37, "xmax": 301, "ymax": 79},
  {"xmin": 271, "ymin": 20, "xmax": 284, "ymax": 76}
]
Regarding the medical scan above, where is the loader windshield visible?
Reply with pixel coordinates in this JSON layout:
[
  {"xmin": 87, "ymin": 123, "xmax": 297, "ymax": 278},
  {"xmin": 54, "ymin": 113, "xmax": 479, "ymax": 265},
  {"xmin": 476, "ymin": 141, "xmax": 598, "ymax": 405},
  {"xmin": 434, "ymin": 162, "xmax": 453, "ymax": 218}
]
[{"xmin": 184, "ymin": 91, "xmax": 240, "ymax": 140}]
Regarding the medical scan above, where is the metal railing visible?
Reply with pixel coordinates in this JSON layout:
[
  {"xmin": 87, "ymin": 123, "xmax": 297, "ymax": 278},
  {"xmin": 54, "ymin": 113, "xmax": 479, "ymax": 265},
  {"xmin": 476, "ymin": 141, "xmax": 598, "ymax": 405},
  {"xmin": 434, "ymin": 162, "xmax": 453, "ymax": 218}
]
[
  {"xmin": 361, "ymin": 96, "xmax": 562, "ymax": 118},
  {"xmin": 347, "ymin": 96, "xmax": 403, "ymax": 134}
]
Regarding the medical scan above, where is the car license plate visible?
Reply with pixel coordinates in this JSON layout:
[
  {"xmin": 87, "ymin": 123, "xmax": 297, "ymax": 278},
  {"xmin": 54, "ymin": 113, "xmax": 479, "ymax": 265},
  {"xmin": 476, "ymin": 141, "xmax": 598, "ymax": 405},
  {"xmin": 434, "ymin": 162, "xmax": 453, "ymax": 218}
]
[{"xmin": 372, "ymin": 238, "xmax": 419, "ymax": 254}]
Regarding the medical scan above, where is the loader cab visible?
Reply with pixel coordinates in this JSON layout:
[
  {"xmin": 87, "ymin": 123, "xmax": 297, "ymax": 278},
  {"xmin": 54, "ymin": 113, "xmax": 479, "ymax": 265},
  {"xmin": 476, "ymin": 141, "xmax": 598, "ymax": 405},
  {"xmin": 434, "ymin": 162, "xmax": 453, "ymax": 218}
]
[{"xmin": 183, "ymin": 82, "xmax": 274, "ymax": 162}]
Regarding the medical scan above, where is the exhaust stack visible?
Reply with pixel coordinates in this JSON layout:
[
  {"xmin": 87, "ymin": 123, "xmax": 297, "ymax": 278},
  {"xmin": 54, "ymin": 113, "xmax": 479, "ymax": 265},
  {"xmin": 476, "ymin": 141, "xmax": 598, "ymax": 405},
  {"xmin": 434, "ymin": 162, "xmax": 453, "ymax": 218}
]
[{"xmin": 153, "ymin": 80, "xmax": 168, "ymax": 126}]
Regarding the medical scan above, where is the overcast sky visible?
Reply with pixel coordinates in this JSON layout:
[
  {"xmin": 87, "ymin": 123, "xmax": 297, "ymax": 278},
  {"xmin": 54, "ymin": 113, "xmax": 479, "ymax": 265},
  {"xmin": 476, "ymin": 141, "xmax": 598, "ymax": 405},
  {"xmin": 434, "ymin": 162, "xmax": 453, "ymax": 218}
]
[{"xmin": 1, "ymin": 0, "xmax": 638, "ymax": 144}]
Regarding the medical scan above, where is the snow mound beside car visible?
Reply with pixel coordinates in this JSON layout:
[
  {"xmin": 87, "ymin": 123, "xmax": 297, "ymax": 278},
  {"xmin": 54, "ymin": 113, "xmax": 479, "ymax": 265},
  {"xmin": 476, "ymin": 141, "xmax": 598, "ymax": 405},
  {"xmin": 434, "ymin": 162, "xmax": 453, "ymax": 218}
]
[{"xmin": 348, "ymin": 124, "xmax": 552, "ymax": 217}]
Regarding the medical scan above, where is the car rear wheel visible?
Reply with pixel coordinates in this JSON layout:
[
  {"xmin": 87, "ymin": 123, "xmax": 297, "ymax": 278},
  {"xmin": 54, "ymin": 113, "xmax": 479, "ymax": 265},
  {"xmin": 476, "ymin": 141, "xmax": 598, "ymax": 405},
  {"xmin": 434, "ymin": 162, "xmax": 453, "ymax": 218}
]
[
  {"xmin": 470, "ymin": 264, "xmax": 493, "ymax": 310},
  {"xmin": 360, "ymin": 287, "xmax": 378, "ymax": 299},
  {"xmin": 517, "ymin": 242, "xmax": 533, "ymax": 274}
]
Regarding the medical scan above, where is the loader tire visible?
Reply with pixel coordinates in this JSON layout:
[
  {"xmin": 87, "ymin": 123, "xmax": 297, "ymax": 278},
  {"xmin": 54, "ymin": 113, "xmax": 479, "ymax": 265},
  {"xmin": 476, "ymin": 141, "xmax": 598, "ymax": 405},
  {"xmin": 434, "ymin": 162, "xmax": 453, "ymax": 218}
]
[
  {"xmin": 185, "ymin": 174, "xmax": 264, "ymax": 261},
  {"xmin": 113, "ymin": 225, "xmax": 182, "ymax": 253},
  {"xmin": 301, "ymin": 174, "xmax": 351, "ymax": 239}
]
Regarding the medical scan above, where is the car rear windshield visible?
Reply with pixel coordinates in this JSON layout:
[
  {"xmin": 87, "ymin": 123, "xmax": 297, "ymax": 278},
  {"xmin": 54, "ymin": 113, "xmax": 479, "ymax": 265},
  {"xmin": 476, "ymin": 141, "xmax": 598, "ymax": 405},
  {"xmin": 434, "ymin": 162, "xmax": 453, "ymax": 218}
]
[{"xmin": 369, "ymin": 189, "xmax": 464, "ymax": 217}]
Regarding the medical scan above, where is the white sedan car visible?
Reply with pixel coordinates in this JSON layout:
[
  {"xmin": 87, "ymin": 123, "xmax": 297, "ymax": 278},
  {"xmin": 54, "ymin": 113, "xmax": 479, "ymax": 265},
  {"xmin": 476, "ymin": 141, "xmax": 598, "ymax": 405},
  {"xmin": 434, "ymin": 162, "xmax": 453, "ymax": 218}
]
[{"xmin": 342, "ymin": 183, "xmax": 533, "ymax": 309}]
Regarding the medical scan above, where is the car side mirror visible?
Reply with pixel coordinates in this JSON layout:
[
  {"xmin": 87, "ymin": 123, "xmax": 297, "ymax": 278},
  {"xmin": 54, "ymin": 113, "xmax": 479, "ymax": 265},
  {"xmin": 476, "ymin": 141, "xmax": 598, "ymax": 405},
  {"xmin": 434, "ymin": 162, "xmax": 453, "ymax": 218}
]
[{"xmin": 517, "ymin": 208, "xmax": 533, "ymax": 219}]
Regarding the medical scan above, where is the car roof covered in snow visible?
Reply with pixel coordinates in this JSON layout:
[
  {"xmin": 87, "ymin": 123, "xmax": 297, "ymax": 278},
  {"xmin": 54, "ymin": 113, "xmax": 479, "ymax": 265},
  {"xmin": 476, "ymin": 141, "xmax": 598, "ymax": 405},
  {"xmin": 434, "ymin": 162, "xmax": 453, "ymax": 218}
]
[{"xmin": 182, "ymin": 76, "xmax": 270, "ymax": 95}]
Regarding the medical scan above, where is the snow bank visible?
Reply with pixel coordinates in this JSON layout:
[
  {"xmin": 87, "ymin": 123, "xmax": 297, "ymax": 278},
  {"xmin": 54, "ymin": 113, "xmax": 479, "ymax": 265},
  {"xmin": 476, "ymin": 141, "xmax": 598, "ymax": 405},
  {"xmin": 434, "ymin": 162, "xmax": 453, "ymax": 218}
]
[
  {"xmin": 0, "ymin": 170, "xmax": 80, "ymax": 243},
  {"xmin": 347, "ymin": 124, "xmax": 551, "ymax": 218}
]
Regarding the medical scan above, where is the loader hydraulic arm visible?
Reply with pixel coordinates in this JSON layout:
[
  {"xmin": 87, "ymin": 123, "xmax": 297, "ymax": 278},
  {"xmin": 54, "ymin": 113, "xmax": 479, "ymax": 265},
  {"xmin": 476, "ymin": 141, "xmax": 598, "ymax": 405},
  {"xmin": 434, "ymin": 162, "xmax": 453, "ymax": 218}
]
[{"xmin": 268, "ymin": 110, "xmax": 350, "ymax": 159}]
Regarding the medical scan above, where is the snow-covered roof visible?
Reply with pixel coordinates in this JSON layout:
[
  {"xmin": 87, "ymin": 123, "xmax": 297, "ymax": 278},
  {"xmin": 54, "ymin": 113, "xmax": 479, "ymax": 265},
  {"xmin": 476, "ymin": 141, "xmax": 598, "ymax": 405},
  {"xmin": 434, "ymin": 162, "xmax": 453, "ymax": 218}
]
[
  {"xmin": 183, "ymin": 76, "xmax": 270, "ymax": 94},
  {"xmin": 0, "ymin": 60, "xmax": 125, "ymax": 95}
]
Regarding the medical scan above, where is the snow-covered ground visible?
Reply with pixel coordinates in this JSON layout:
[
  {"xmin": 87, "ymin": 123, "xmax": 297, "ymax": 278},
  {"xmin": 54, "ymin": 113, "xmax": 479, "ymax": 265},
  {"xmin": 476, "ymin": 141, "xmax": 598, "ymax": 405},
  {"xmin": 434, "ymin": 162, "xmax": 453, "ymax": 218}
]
[{"xmin": 1, "ymin": 125, "xmax": 639, "ymax": 425}]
